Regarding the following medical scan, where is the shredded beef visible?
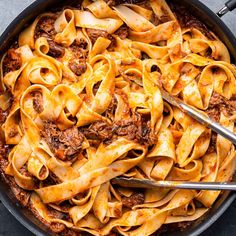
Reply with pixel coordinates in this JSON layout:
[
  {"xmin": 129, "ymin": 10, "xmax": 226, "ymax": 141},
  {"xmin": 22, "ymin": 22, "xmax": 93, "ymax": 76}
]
[
  {"xmin": 47, "ymin": 37, "xmax": 65, "ymax": 58},
  {"xmin": 87, "ymin": 29, "xmax": 109, "ymax": 44},
  {"xmin": 0, "ymin": 144, "xmax": 31, "ymax": 207},
  {"xmin": 35, "ymin": 18, "xmax": 65, "ymax": 58},
  {"xmin": 70, "ymin": 41, "xmax": 88, "ymax": 59},
  {"xmin": 75, "ymin": 38, "xmax": 88, "ymax": 50},
  {"xmin": 113, "ymin": 113, "xmax": 157, "ymax": 145},
  {"xmin": 31, "ymin": 91, "xmax": 43, "ymax": 113},
  {"xmin": 113, "ymin": 119, "xmax": 138, "ymax": 140},
  {"xmin": 206, "ymin": 92, "xmax": 236, "ymax": 122},
  {"xmin": 0, "ymin": 141, "xmax": 24, "ymax": 207},
  {"xmin": 82, "ymin": 121, "xmax": 113, "ymax": 141},
  {"xmin": 122, "ymin": 192, "xmax": 145, "ymax": 208},
  {"xmin": 86, "ymin": 28, "xmax": 117, "ymax": 50},
  {"xmin": 41, "ymin": 122, "xmax": 84, "ymax": 161},
  {"xmin": 171, "ymin": 5, "xmax": 215, "ymax": 40},
  {"xmin": 68, "ymin": 59, "xmax": 87, "ymax": 76},
  {"xmin": 115, "ymin": 24, "xmax": 129, "ymax": 39},
  {"xmin": 39, "ymin": 33, "xmax": 65, "ymax": 58},
  {"xmin": 67, "ymin": 41, "xmax": 88, "ymax": 76},
  {"xmin": 35, "ymin": 16, "xmax": 56, "ymax": 38},
  {"xmin": 3, "ymin": 49, "xmax": 22, "ymax": 75}
]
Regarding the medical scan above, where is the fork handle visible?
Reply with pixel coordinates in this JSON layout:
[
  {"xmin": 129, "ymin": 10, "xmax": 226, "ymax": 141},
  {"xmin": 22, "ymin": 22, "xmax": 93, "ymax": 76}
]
[
  {"xmin": 112, "ymin": 177, "xmax": 236, "ymax": 191},
  {"xmin": 180, "ymin": 102, "xmax": 236, "ymax": 145}
]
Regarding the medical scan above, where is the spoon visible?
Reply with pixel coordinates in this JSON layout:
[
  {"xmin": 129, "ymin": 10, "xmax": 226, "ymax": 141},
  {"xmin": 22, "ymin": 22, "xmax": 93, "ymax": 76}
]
[{"xmin": 112, "ymin": 177, "xmax": 236, "ymax": 191}]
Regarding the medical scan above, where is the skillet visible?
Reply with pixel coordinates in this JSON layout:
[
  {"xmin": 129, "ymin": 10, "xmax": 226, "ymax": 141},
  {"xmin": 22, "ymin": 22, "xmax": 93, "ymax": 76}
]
[{"xmin": 0, "ymin": 0, "xmax": 236, "ymax": 235}]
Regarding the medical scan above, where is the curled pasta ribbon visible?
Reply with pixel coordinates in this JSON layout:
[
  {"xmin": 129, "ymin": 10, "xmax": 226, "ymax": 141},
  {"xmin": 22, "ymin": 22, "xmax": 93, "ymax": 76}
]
[
  {"xmin": 54, "ymin": 9, "xmax": 77, "ymax": 47},
  {"xmin": 89, "ymin": 55, "xmax": 115, "ymax": 114},
  {"xmin": 123, "ymin": 4, "xmax": 153, "ymax": 20},
  {"xmin": 36, "ymin": 139, "xmax": 146, "ymax": 203},
  {"xmin": 19, "ymin": 13, "xmax": 55, "ymax": 49},
  {"xmin": 87, "ymin": 0, "xmax": 117, "ymax": 19},
  {"xmin": 74, "ymin": 10, "xmax": 123, "ymax": 34},
  {"xmin": 50, "ymin": 84, "xmax": 83, "ymax": 129},
  {"xmin": 161, "ymin": 54, "xmax": 212, "ymax": 97},
  {"xmin": 3, "ymin": 64, "xmax": 29, "ymax": 96},
  {"xmin": 147, "ymin": 128, "xmax": 175, "ymax": 180},
  {"xmin": 150, "ymin": 0, "xmax": 176, "ymax": 21},
  {"xmin": 1, "ymin": 44, "xmax": 33, "ymax": 92},
  {"xmin": 34, "ymin": 36, "xmax": 79, "ymax": 83},
  {"xmin": 102, "ymin": 190, "xmax": 196, "ymax": 236},
  {"xmin": 20, "ymin": 84, "xmax": 51, "ymax": 120},
  {"xmin": 142, "ymin": 60, "xmax": 163, "ymax": 132},
  {"xmin": 6, "ymin": 136, "xmax": 35, "ymax": 190},
  {"xmin": 2, "ymin": 104, "xmax": 22, "ymax": 145},
  {"xmin": 23, "ymin": 57, "xmax": 61, "ymax": 87},
  {"xmin": 183, "ymin": 28, "xmax": 230, "ymax": 62},
  {"xmin": 132, "ymin": 41, "xmax": 169, "ymax": 60},
  {"xmin": 113, "ymin": 5, "xmax": 154, "ymax": 32},
  {"xmin": 176, "ymin": 122, "xmax": 209, "ymax": 167},
  {"xmin": 129, "ymin": 21, "xmax": 178, "ymax": 44},
  {"xmin": 30, "ymin": 193, "xmax": 74, "ymax": 228},
  {"xmin": 197, "ymin": 146, "xmax": 236, "ymax": 207},
  {"xmin": 27, "ymin": 154, "xmax": 49, "ymax": 181}
]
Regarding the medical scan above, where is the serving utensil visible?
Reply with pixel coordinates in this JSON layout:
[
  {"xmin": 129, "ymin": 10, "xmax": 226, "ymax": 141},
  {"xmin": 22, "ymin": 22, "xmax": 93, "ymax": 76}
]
[
  {"xmin": 112, "ymin": 177, "xmax": 236, "ymax": 191},
  {"xmin": 160, "ymin": 89, "xmax": 236, "ymax": 145}
]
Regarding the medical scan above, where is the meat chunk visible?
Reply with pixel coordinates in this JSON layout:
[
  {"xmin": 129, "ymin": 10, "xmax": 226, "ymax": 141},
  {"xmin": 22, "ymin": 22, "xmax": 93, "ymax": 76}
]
[
  {"xmin": 41, "ymin": 122, "xmax": 84, "ymax": 161},
  {"xmin": 31, "ymin": 91, "xmax": 43, "ymax": 113},
  {"xmin": 87, "ymin": 29, "xmax": 109, "ymax": 44},
  {"xmin": 68, "ymin": 59, "xmax": 87, "ymax": 76},
  {"xmin": 82, "ymin": 121, "xmax": 113, "ymax": 141},
  {"xmin": 75, "ymin": 38, "xmax": 88, "ymax": 50},
  {"xmin": 38, "ymin": 33, "xmax": 65, "ymax": 58},
  {"xmin": 171, "ymin": 5, "xmax": 215, "ymax": 40},
  {"xmin": 35, "ymin": 17, "xmax": 65, "ymax": 58},
  {"xmin": 86, "ymin": 28, "xmax": 117, "ymax": 50},
  {"xmin": 122, "ymin": 192, "xmax": 145, "ymax": 208},
  {"xmin": 115, "ymin": 24, "xmax": 129, "ymax": 39},
  {"xmin": 70, "ymin": 40, "xmax": 88, "ymax": 59},
  {"xmin": 68, "ymin": 41, "xmax": 88, "ymax": 76},
  {"xmin": 113, "ymin": 119, "xmax": 138, "ymax": 140},
  {"xmin": 3, "ymin": 49, "xmax": 22, "ymax": 75},
  {"xmin": 47, "ymin": 37, "xmax": 65, "ymax": 58},
  {"xmin": 35, "ymin": 16, "xmax": 56, "ymax": 38},
  {"xmin": 206, "ymin": 92, "xmax": 236, "ymax": 122},
  {"xmin": 113, "ymin": 113, "xmax": 157, "ymax": 145}
]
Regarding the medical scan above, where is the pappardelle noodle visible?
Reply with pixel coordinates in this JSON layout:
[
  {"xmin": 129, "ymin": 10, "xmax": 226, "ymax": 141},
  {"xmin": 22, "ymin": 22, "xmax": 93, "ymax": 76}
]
[{"xmin": 0, "ymin": 0, "xmax": 236, "ymax": 235}]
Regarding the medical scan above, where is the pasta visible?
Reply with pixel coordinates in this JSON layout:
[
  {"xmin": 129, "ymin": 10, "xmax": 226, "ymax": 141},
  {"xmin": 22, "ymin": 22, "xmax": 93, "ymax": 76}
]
[{"xmin": 0, "ymin": 0, "xmax": 236, "ymax": 235}]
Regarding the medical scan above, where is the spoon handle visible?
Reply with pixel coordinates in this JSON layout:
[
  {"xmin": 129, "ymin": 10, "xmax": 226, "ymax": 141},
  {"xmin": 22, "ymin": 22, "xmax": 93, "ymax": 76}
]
[
  {"xmin": 179, "ymin": 102, "xmax": 236, "ymax": 145},
  {"xmin": 112, "ymin": 177, "xmax": 236, "ymax": 191},
  {"xmin": 160, "ymin": 89, "xmax": 236, "ymax": 145}
]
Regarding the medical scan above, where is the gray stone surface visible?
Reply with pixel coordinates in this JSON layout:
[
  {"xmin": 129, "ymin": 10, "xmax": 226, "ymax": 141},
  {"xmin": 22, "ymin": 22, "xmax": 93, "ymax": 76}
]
[{"xmin": 0, "ymin": 0, "xmax": 236, "ymax": 236}]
